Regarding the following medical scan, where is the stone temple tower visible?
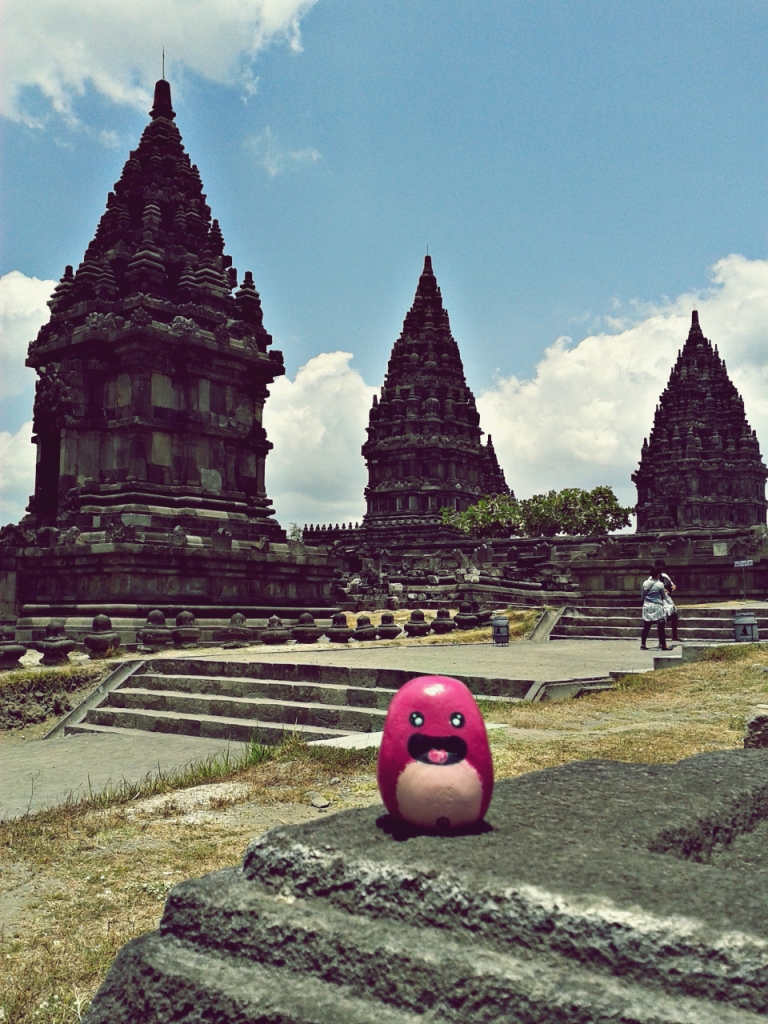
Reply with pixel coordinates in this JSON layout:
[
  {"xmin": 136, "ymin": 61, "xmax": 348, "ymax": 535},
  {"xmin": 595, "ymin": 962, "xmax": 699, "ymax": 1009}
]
[
  {"xmin": 632, "ymin": 310, "xmax": 767, "ymax": 531},
  {"xmin": 2, "ymin": 79, "xmax": 334, "ymax": 620},
  {"xmin": 26, "ymin": 78, "xmax": 283, "ymax": 538},
  {"xmin": 362, "ymin": 255, "xmax": 509, "ymax": 527}
]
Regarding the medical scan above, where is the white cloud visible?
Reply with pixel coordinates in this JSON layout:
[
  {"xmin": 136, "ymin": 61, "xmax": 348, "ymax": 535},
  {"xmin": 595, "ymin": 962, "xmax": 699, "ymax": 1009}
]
[
  {"xmin": 98, "ymin": 130, "xmax": 121, "ymax": 149},
  {"xmin": 0, "ymin": 421, "xmax": 34, "ymax": 525},
  {"xmin": 2, "ymin": 0, "xmax": 318, "ymax": 126},
  {"xmin": 245, "ymin": 127, "xmax": 322, "ymax": 176},
  {"xmin": 263, "ymin": 351, "xmax": 375, "ymax": 527},
  {"xmin": 0, "ymin": 270, "xmax": 54, "ymax": 404},
  {"xmin": 478, "ymin": 254, "xmax": 768, "ymax": 508}
]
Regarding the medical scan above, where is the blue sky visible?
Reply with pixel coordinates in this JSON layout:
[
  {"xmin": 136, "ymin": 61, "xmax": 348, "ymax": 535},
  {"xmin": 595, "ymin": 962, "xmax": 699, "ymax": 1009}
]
[{"xmin": 3, "ymin": 1, "xmax": 768, "ymax": 526}]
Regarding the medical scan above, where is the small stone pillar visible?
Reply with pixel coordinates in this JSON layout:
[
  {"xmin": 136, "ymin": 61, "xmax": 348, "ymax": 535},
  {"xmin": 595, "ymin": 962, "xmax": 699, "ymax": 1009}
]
[
  {"xmin": 430, "ymin": 608, "xmax": 457, "ymax": 635},
  {"xmin": 454, "ymin": 602, "xmax": 479, "ymax": 630},
  {"xmin": 0, "ymin": 629, "xmax": 26, "ymax": 670},
  {"xmin": 138, "ymin": 609, "xmax": 173, "ymax": 648},
  {"xmin": 211, "ymin": 612, "xmax": 255, "ymax": 644},
  {"xmin": 261, "ymin": 615, "xmax": 291, "ymax": 645},
  {"xmin": 83, "ymin": 614, "xmax": 121, "ymax": 659},
  {"xmin": 376, "ymin": 611, "xmax": 402, "ymax": 640},
  {"xmin": 292, "ymin": 612, "xmax": 323, "ymax": 644},
  {"xmin": 37, "ymin": 619, "xmax": 76, "ymax": 665},
  {"xmin": 352, "ymin": 614, "xmax": 378, "ymax": 642},
  {"xmin": 172, "ymin": 610, "xmax": 202, "ymax": 647},
  {"xmin": 325, "ymin": 612, "xmax": 353, "ymax": 644},
  {"xmin": 404, "ymin": 609, "xmax": 431, "ymax": 638}
]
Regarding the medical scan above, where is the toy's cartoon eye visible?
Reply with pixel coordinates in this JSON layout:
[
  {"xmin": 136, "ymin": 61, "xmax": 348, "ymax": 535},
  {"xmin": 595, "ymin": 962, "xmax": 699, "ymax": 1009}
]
[
  {"xmin": 409, "ymin": 711, "xmax": 424, "ymax": 727},
  {"xmin": 450, "ymin": 712, "xmax": 465, "ymax": 728}
]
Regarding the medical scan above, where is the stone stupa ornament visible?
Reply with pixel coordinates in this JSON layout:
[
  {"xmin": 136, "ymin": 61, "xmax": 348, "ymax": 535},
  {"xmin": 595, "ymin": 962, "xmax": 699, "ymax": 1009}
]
[
  {"xmin": 362, "ymin": 255, "xmax": 511, "ymax": 526},
  {"xmin": 632, "ymin": 311, "xmax": 768, "ymax": 531}
]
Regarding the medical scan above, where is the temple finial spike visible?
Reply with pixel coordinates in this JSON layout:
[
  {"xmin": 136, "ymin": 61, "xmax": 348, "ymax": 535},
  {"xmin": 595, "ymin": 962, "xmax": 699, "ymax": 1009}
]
[{"xmin": 162, "ymin": 47, "xmax": 165, "ymax": 81}]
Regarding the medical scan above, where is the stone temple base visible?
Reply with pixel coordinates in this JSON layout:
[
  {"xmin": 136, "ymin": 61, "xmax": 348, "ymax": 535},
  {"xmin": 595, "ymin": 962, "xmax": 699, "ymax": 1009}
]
[
  {"xmin": 2, "ymin": 538, "xmax": 335, "ymax": 624},
  {"xmin": 85, "ymin": 750, "xmax": 768, "ymax": 1022}
]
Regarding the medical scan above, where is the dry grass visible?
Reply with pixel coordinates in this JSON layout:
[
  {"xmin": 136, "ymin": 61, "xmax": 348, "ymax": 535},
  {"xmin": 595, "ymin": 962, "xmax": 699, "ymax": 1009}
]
[
  {"xmin": 483, "ymin": 642, "xmax": 768, "ymax": 776},
  {"xmin": 0, "ymin": 664, "xmax": 107, "ymax": 732},
  {"xmin": 338, "ymin": 606, "xmax": 539, "ymax": 646},
  {"xmin": 0, "ymin": 735, "xmax": 378, "ymax": 1024},
  {"xmin": 3, "ymin": 642, "xmax": 767, "ymax": 1022}
]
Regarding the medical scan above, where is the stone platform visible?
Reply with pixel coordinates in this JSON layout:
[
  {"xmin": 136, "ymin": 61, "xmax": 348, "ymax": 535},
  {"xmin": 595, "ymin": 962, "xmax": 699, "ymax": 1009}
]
[{"xmin": 85, "ymin": 749, "xmax": 768, "ymax": 1022}]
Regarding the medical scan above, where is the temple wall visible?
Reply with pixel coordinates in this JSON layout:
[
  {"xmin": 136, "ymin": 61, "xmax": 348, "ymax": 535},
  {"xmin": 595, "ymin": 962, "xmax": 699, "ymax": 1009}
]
[{"xmin": 13, "ymin": 542, "xmax": 336, "ymax": 621}]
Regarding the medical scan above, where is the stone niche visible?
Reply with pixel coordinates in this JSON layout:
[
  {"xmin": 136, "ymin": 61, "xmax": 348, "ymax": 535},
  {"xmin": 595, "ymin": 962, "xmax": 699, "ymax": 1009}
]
[{"xmin": 85, "ymin": 749, "xmax": 768, "ymax": 1022}]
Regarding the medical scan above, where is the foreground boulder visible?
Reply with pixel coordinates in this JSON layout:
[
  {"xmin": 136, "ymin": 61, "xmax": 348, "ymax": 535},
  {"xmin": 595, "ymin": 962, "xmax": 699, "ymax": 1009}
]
[
  {"xmin": 85, "ymin": 750, "xmax": 768, "ymax": 1023},
  {"xmin": 744, "ymin": 705, "xmax": 768, "ymax": 748}
]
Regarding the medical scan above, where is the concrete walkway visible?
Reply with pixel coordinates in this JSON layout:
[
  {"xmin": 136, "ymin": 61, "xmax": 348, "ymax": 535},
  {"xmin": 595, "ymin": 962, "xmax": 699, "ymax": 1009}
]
[
  {"xmin": 0, "ymin": 639, "xmax": 663, "ymax": 820},
  {"xmin": 0, "ymin": 731, "xmax": 240, "ymax": 821},
  {"xmin": 181, "ymin": 637, "xmax": 661, "ymax": 681}
]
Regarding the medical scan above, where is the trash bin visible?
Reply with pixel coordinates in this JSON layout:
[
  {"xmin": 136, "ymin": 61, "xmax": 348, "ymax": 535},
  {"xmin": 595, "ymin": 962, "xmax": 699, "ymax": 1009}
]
[
  {"xmin": 492, "ymin": 616, "xmax": 510, "ymax": 646},
  {"xmin": 734, "ymin": 611, "xmax": 758, "ymax": 643}
]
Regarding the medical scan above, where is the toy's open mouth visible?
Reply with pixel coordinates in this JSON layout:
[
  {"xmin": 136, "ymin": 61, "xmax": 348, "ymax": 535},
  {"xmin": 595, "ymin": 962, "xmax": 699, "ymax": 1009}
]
[{"xmin": 407, "ymin": 734, "xmax": 467, "ymax": 766}]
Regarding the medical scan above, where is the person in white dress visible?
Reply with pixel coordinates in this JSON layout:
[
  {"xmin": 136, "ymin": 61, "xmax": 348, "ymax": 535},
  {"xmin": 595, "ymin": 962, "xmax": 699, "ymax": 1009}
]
[
  {"xmin": 654, "ymin": 558, "xmax": 679, "ymax": 642},
  {"xmin": 641, "ymin": 568, "xmax": 671, "ymax": 651}
]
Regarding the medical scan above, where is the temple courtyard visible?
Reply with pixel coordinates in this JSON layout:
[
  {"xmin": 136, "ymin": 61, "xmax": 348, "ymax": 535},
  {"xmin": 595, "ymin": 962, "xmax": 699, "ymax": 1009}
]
[
  {"xmin": 2, "ymin": 637, "xmax": 658, "ymax": 820},
  {"xmin": 1, "ymin": 634, "xmax": 767, "ymax": 1020}
]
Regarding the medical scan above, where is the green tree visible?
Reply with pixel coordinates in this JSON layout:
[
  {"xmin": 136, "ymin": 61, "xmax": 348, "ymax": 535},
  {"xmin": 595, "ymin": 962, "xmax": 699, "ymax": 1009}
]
[
  {"xmin": 442, "ymin": 486, "xmax": 632, "ymax": 538},
  {"xmin": 440, "ymin": 494, "xmax": 520, "ymax": 539}
]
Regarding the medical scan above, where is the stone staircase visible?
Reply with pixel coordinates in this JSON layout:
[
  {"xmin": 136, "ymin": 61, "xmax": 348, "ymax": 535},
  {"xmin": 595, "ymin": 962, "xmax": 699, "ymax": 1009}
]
[
  {"xmin": 550, "ymin": 604, "xmax": 768, "ymax": 643},
  {"xmin": 52, "ymin": 656, "xmax": 616, "ymax": 744},
  {"xmin": 61, "ymin": 659, "xmax": 395, "ymax": 745}
]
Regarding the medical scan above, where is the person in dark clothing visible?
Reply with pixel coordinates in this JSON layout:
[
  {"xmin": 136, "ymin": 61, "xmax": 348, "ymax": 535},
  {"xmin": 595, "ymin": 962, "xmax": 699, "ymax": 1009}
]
[
  {"xmin": 654, "ymin": 558, "xmax": 679, "ymax": 642},
  {"xmin": 641, "ymin": 568, "xmax": 671, "ymax": 650}
]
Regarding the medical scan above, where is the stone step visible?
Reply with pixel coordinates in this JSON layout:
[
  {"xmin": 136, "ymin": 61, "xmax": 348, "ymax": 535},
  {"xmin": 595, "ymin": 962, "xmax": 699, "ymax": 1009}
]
[
  {"xmin": 133, "ymin": 658, "xmax": 536, "ymax": 699},
  {"xmin": 133, "ymin": 672, "xmax": 397, "ymax": 709},
  {"xmin": 107, "ymin": 686, "xmax": 388, "ymax": 732},
  {"xmin": 549, "ymin": 603, "xmax": 768, "ymax": 642},
  {"xmin": 54, "ymin": 654, "xmax": 620, "ymax": 748},
  {"xmin": 550, "ymin": 624, "xmax": 736, "ymax": 640},
  {"xmin": 90, "ymin": 868, "xmax": 747, "ymax": 1024},
  {"xmin": 86, "ymin": 932, "xmax": 422, "ymax": 1024},
  {"xmin": 72, "ymin": 707, "xmax": 354, "ymax": 744},
  {"xmin": 557, "ymin": 613, "xmax": 768, "ymax": 625}
]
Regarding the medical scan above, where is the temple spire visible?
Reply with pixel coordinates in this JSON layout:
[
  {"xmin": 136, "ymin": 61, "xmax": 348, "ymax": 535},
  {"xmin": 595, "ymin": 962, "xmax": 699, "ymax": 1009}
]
[
  {"xmin": 362, "ymin": 255, "xmax": 511, "ymax": 525},
  {"xmin": 632, "ymin": 310, "xmax": 766, "ymax": 530}
]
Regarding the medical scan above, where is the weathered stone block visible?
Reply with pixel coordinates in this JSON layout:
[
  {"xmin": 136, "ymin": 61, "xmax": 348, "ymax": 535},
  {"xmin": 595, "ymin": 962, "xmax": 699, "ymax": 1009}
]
[
  {"xmin": 744, "ymin": 705, "xmax": 768, "ymax": 748},
  {"xmin": 85, "ymin": 750, "xmax": 768, "ymax": 1022}
]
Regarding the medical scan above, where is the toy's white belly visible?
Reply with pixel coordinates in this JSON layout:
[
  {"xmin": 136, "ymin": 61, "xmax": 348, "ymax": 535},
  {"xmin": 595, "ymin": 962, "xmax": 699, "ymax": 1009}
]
[{"xmin": 395, "ymin": 760, "xmax": 482, "ymax": 829}]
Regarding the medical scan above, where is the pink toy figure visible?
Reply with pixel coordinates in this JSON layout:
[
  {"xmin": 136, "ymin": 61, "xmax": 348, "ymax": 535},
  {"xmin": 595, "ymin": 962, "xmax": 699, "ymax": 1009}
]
[{"xmin": 377, "ymin": 675, "xmax": 494, "ymax": 830}]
